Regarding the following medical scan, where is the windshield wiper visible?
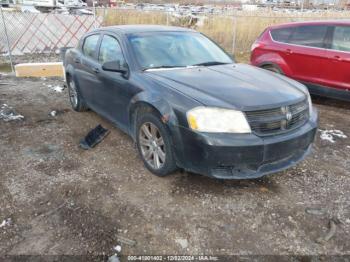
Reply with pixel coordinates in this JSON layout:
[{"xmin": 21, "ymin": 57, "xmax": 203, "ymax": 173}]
[
  {"xmin": 192, "ymin": 61, "xmax": 230, "ymax": 67},
  {"xmin": 143, "ymin": 65, "xmax": 185, "ymax": 71}
]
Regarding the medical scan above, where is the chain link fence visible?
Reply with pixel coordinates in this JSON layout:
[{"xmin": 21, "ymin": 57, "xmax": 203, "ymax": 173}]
[
  {"xmin": 0, "ymin": 11, "xmax": 102, "ymax": 54},
  {"xmin": 1, "ymin": 7, "xmax": 349, "ymax": 67}
]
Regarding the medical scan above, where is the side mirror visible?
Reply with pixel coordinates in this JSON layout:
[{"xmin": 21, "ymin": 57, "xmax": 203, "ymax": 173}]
[{"xmin": 102, "ymin": 60, "xmax": 128, "ymax": 75}]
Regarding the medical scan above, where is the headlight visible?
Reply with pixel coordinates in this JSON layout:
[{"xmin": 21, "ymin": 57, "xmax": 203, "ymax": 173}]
[{"xmin": 186, "ymin": 107, "xmax": 251, "ymax": 133}]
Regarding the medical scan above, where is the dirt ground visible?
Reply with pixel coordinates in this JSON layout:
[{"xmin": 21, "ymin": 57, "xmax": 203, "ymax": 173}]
[{"xmin": 0, "ymin": 74, "xmax": 350, "ymax": 260}]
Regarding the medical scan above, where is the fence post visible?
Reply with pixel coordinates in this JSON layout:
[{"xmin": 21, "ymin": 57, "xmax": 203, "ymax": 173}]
[
  {"xmin": 92, "ymin": 1, "xmax": 97, "ymax": 28},
  {"xmin": 0, "ymin": 6, "xmax": 14, "ymax": 73},
  {"xmin": 231, "ymin": 15, "xmax": 237, "ymax": 57}
]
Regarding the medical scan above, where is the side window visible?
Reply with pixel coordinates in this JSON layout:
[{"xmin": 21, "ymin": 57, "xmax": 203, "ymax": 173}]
[
  {"xmin": 98, "ymin": 35, "xmax": 125, "ymax": 64},
  {"xmin": 270, "ymin": 27, "xmax": 294, "ymax": 43},
  {"xmin": 331, "ymin": 26, "xmax": 350, "ymax": 52},
  {"xmin": 82, "ymin": 34, "xmax": 100, "ymax": 59},
  {"xmin": 289, "ymin": 25, "xmax": 328, "ymax": 48}
]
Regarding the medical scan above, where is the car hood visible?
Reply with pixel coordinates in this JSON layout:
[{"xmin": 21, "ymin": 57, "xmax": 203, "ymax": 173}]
[{"xmin": 146, "ymin": 64, "xmax": 306, "ymax": 111}]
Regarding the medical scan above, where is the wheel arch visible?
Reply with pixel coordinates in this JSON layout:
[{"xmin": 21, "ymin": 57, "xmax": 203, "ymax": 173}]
[
  {"xmin": 65, "ymin": 65, "xmax": 83, "ymax": 93},
  {"xmin": 128, "ymin": 93, "xmax": 179, "ymax": 141},
  {"xmin": 254, "ymin": 52, "xmax": 292, "ymax": 76},
  {"xmin": 259, "ymin": 62, "xmax": 285, "ymax": 74}
]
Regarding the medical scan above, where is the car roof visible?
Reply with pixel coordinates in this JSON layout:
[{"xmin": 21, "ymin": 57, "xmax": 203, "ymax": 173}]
[
  {"xmin": 268, "ymin": 19, "xmax": 350, "ymax": 30},
  {"xmin": 92, "ymin": 25, "xmax": 196, "ymax": 34}
]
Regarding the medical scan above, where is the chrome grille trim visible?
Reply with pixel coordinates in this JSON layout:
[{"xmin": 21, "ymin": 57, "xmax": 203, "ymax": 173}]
[{"xmin": 245, "ymin": 99, "xmax": 309, "ymax": 136}]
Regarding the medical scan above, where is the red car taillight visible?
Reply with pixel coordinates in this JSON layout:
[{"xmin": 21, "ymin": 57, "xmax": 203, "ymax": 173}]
[{"xmin": 251, "ymin": 41, "xmax": 263, "ymax": 52}]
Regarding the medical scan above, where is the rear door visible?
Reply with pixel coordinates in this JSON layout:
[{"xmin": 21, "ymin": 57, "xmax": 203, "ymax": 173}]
[
  {"xmin": 76, "ymin": 33, "xmax": 102, "ymax": 109},
  {"xmin": 324, "ymin": 25, "xmax": 350, "ymax": 91},
  {"xmin": 282, "ymin": 25, "xmax": 329, "ymax": 85}
]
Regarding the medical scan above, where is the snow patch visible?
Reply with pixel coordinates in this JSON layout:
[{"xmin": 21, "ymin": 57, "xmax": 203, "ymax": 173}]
[{"xmin": 319, "ymin": 129, "xmax": 347, "ymax": 143}]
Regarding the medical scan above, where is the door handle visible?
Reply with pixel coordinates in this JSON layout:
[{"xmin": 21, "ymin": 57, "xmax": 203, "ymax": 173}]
[
  {"xmin": 286, "ymin": 48, "xmax": 293, "ymax": 54},
  {"xmin": 92, "ymin": 67, "xmax": 100, "ymax": 73},
  {"xmin": 333, "ymin": 55, "xmax": 342, "ymax": 61},
  {"xmin": 73, "ymin": 58, "xmax": 80, "ymax": 64}
]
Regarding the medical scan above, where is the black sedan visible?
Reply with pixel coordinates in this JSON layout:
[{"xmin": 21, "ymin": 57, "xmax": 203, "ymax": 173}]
[{"xmin": 64, "ymin": 25, "xmax": 318, "ymax": 179}]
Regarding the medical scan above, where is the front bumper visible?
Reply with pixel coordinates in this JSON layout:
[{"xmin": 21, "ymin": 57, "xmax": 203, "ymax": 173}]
[{"xmin": 173, "ymin": 108, "xmax": 318, "ymax": 179}]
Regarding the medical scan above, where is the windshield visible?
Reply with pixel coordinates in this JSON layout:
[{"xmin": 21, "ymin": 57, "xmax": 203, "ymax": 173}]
[{"xmin": 127, "ymin": 32, "xmax": 233, "ymax": 70}]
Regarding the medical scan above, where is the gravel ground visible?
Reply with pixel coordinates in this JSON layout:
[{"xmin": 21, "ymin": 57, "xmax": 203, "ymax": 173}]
[{"xmin": 0, "ymin": 75, "xmax": 349, "ymax": 259}]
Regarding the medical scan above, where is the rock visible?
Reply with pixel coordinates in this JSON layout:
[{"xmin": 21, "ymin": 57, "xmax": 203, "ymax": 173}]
[
  {"xmin": 259, "ymin": 186, "xmax": 269, "ymax": 193},
  {"xmin": 305, "ymin": 208, "xmax": 326, "ymax": 216}
]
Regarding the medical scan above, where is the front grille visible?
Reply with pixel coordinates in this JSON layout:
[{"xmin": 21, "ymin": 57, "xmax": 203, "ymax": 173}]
[{"xmin": 245, "ymin": 99, "xmax": 309, "ymax": 136}]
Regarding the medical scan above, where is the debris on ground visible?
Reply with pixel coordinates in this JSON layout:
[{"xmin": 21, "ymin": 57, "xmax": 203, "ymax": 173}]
[
  {"xmin": 319, "ymin": 129, "xmax": 347, "ymax": 143},
  {"xmin": 52, "ymin": 85, "xmax": 65, "ymax": 93},
  {"xmin": 79, "ymin": 124, "xmax": 110, "ymax": 150},
  {"xmin": 0, "ymin": 218, "xmax": 12, "ymax": 228},
  {"xmin": 316, "ymin": 218, "xmax": 340, "ymax": 244},
  {"xmin": 49, "ymin": 109, "xmax": 67, "ymax": 117},
  {"xmin": 116, "ymin": 235, "xmax": 136, "ymax": 246},
  {"xmin": 0, "ymin": 104, "xmax": 24, "ymax": 121},
  {"xmin": 108, "ymin": 254, "xmax": 120, "ymax": 262},
  {"xmin": 305, "ymin": 208, "xmax": 326, "ymax": 216},
  {"xmin": 113, "ymin": 245, "xmax": 122, "ymax": 252},
  {"xmin": 175, "ymin": 238, "xmax": 188, "ymax": 249}
]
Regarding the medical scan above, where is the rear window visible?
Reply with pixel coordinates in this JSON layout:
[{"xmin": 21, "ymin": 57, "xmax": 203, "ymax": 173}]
[
  {"xmin": 271, "ymin": 25, "xmax": 328, "ymax": 48},
  {"xmin": 270, "ymin": 27, "xmax": 294, "ymax": 43},
  {"xmin": 331, "ymin": 26, "xmax": 350, "ymax": 52},
  {"xmin": 289, "ymin": 25, "xmax": 328, "ymax": 48}
]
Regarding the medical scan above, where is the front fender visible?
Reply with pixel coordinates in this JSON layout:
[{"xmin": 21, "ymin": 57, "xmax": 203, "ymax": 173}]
[
  {"xmin": 128, "ymin": 91, "xmax": 192, "ymax": 168},
  {"xmin": 128, "ymin": 91, "xmax": 180, "ymax": 137},
  {"xmin": 65, "ymin": 63, "xmax": 76, "ymax": 81}
]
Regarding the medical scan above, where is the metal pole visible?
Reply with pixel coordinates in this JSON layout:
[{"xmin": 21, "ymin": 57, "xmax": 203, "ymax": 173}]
[
  {"xmin": 0, "ymin": 6, "xmax": 14, "ymax": 73},
  {"xmin": 231, "ymin": 15, "xmax": 237, "ymax": 57},
  {"xmin": 92, "ymin": 1, "xmax": 97, "ymax": 28}
]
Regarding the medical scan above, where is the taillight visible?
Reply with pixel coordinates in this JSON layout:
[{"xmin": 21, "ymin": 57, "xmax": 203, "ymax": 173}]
[{"xmin": 251, "ymin": 41, "xmax": 263, "ymax": 52}]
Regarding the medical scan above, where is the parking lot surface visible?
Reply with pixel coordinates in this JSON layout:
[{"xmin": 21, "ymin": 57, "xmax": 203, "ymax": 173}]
[{"xmin": 0, "ymin": 75, "xmax": 349, "ymax": 257}]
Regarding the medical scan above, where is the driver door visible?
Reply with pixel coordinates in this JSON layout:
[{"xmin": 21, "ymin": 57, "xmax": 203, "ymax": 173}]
[{"xmin": 94, "ymin": 34, "xmax": 133, "ymax": 130}]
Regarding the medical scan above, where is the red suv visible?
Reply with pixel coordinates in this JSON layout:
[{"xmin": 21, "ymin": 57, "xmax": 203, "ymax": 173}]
[{"xmin": 251, "ymin": 20, "xmax": 350, "ymax": 101}]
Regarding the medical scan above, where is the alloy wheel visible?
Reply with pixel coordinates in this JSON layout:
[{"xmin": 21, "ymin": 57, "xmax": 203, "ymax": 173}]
[
  {"xmin": 69, "ymin": 80, "xmax": 78, "ymax": 107},
  {"xmin": 139, "ymin": 122, "xmax": 166, "ymax": 170}
]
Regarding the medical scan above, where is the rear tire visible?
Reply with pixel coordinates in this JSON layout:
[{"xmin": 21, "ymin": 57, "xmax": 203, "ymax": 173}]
[
  {"xmin": 136, "ymin": 111, "xmax": 177, "ymax": 177},
  {"xmin": 67, "ymin": 77, "xmax": 88, "ymax": 112},
  {"xmin": 262, "ymin": 64, "xmax": 282, "ymax": 74}
]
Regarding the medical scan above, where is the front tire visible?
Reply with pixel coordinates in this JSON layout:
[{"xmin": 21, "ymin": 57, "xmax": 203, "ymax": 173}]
[
  {"xmin": 262, "ymin": 64, "xmax": 282, "ymax": 74},
  {"xmin": 67, "ymin": 77, "xmax": 88, "ymax": 112},
  {"xmin": 136, "ymin": 112, "xmax": 177, "ymax": 176}
]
